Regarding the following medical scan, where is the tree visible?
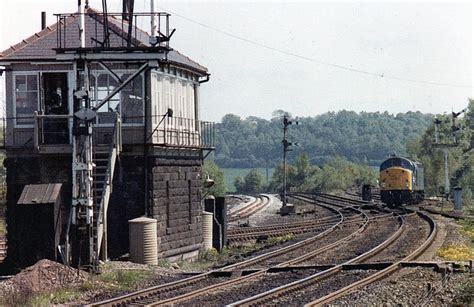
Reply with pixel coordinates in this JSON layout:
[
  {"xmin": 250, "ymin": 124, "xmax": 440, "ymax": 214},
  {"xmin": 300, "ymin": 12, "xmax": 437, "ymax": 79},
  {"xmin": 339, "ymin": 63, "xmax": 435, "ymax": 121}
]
[
  {"xmin": 407, "ymin": 100, "xmax": 474, "ymax": 198},
  {"xmin": 294, "ymin": 153, "xmax": 312, "ymax": 187},
  {"xmin": 243, "ymin": 169, "xmax": 264, "ymax": 194},
  {"xmin": 202, "ymin": 160, "xmax": 226, "ymax": 196},
  {"xmin": 234, "ymin": 176, "xmax": 245, "ymax": 194},
  {"xmin": 215, "ymin": 110, "xmax": 433, "ymax": 169},
  {"xmin": 268, "ymin": 154, "xmax": 376, "ymax": 194}
]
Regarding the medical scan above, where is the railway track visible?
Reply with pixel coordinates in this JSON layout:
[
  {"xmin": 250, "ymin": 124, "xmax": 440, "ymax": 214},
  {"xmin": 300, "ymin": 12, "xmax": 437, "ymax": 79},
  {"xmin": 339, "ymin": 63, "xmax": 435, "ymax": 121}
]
[
  {"xmin": 305, "ymin": 209, "xmax": 436, "ymax": 306},
  {"xmin": 227, "ymin": 194, "xmax": 271, "ymax": 222},
  {"xmin": 228, "ymin": 209, "xmax": 435, "ymax": 306},
  {"xmin": 227, "ymin": 193, "xmax": 376, "ymax": 244},
  {"xmin": 157, "ymin": 202, "xmax": 405, "ymax": 306},
  {"xmin": 90, "ymin": 192, "xmax": 437, "ymax": 306},
  {"xmin": 92, "ymin": 193, "xmax": 405, "ymax": 306}
]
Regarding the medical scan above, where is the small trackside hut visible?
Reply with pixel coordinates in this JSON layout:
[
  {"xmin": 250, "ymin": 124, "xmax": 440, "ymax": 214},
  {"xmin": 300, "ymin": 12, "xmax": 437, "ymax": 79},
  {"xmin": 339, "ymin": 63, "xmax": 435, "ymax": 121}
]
[{"xmin": 0, "ymin": 2, "xmax": 214, "ymax": 271}]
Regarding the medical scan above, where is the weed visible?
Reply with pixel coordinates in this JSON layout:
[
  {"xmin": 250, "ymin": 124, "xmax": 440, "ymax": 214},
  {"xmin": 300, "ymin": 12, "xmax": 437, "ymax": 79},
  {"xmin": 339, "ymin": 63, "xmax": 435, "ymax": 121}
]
[
  {"xmin": 267, "ymin": 234, "xmax": 294, "ymax": 244},
  {"xmin": 157, "ymin": 259, "xmax": 172, "ymax": 268},
  {"xmin": 458, "ymin": 218, "xmax": 474, "ymax": 241},
  {"xmin": 437, "ymin": 244, "xmax": 474, "ymax": 261},
  {"xmin": 199, "ymin": 248, "xmax": 220, "ymax": 262},
  {"xmin": 97, "ymin": 269, "xmax": 152, "ymax": 291},
  {"xmin": 0, "ymin": 289, "xmax": 34, "ymax": 306},
  {"xmin": 29, "ymin": 287, "xmax": 82, "ymax": 305}
]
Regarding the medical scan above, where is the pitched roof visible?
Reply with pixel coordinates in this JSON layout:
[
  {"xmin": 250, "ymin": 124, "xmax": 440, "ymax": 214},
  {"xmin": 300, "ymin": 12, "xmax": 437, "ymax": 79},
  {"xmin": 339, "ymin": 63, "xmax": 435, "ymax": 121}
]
[
  {"xmin": 17, "ymin": 183, "xmax": 62, "ymax": 205},
  {"xmin": 0, "ymin": 7, "xmax": 207, "ymax": 74}
]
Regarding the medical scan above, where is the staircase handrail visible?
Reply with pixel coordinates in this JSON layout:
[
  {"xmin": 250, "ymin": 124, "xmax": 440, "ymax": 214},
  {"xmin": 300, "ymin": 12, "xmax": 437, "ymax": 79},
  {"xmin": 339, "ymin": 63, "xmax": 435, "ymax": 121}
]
[{"xmin": 95, "ymin": 113, "xmax": 121, "ymax": 260}]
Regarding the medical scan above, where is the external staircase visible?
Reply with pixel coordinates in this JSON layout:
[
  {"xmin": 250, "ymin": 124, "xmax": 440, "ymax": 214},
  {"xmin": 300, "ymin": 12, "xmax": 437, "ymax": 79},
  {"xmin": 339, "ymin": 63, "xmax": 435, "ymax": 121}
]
[{"xmin": 69, "ymin": 114, "xmax": 121, "ymax": 271}]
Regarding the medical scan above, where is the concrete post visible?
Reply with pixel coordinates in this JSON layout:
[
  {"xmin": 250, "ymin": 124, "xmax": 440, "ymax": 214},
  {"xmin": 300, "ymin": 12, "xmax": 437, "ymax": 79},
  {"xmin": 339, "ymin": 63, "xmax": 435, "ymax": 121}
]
[
  {"xmin": 443, "ymin": 148, "xmax": 450, "ymax": 199},
  {"xmin": 453, "ymin": 187, "xmax": 462, "ymax": 210}
]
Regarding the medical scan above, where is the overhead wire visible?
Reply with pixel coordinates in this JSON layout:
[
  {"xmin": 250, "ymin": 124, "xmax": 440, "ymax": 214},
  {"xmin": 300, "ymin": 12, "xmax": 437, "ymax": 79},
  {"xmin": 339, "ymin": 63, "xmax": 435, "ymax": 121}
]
[{"xmin": 161, "ymin": 6, "xmax": 472, "ymax": 89}]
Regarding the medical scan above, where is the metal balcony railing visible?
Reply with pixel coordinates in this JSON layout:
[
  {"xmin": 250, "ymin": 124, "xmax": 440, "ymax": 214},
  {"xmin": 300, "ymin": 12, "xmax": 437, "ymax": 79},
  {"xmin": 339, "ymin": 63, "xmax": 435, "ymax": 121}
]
[
  {"xmin": 33, "ymin": 112, "xmax": 72, "ymax": 148},
  {"xmin": 149, "ymin": 115, "xmax": 215, "ymax": 149},
  {"xmin": 54, "ymin": 11, "xmax": 172, "ymax": 52},
  {"xmin": 5, "ymin": 113, "xmax": 214, "ymax": 150}
]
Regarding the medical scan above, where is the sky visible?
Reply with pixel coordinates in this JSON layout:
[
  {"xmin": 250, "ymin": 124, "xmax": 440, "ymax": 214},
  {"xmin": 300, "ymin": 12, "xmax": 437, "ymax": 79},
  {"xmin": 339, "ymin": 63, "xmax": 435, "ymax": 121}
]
[{"xmin": 0, "ymin": 0, "xmax": 472, "ymax": 122}]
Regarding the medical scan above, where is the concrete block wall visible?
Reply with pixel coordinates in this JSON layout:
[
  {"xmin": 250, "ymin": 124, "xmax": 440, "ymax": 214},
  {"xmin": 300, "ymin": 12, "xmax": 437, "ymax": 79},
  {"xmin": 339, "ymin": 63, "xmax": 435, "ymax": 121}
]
[{"xmin": 147, "ymin": 154, "xmax": 203, "ymax": 258}]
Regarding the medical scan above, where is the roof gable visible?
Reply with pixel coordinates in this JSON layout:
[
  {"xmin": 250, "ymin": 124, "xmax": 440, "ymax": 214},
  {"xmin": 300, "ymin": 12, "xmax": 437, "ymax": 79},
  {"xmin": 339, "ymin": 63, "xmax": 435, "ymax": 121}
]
[{"xmin": 0, "ymin": 8, "xmax": 207, "ymax": 73}]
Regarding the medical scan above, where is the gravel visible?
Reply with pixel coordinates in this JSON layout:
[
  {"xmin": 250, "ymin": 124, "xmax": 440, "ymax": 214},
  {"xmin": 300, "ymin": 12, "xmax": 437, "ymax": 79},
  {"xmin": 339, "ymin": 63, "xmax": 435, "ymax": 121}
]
[
  {"xmin": 332, "ymin": 268, "xmax": 471, "ymax": 306},
  {"xmin": 331, "ymin": 209, "xmax": 473, "ymax": 306},
  {"xmin": 228, "ymin": 194, "xmax": 338, "ymax": 228},
  {"xmin": 0, "ymin": 259, "xmax": 87, "ymax": 297},
  {"xmin": 298, "ymin": 217, "xmax": 399, "ymax": 266},
  {"xmin": 369, "ymin": 214, "xmax": 431, "ymax": 262},
  {"xmin": 272, "ymin": 269, "xmax": 377, "ymax": 305},
  {"xmin": 81, "ymin": 261, "xmax": 191, "ymax": 303},
  {"xmin": 179, "ymin": 268, "xmax": 324, "ymax": 306}
]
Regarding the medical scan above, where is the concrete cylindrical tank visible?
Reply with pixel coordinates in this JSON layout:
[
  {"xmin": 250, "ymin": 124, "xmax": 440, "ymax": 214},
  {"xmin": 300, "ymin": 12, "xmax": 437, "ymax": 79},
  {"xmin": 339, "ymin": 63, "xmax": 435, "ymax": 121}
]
[
  {"xmin": 129, "ymin": 217, "xmax": 158, "ymax": 265},
  {"xmin": 202, "ymin": 211, "xmax": 213, "ymax": 250}
]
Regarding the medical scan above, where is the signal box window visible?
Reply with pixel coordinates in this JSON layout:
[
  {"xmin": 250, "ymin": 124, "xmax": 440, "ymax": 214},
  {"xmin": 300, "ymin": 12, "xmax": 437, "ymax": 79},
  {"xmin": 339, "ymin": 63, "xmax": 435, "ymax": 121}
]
[{"xmin": 15, "ymin": 74, "xmax": 38, "ymax": 126}]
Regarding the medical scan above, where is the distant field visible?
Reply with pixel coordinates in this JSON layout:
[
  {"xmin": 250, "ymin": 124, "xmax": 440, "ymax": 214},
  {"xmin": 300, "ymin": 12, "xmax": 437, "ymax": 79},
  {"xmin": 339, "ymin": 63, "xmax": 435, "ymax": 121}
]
[{"xmin": 222, "ymin": 167, "xmax": 275, "ymax": 193}]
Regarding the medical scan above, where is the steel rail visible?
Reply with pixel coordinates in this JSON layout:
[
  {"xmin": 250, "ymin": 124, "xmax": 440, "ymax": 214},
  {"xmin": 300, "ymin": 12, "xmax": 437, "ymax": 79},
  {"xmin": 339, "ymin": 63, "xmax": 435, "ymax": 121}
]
[
  {"xmin": 276, "ymin": 213, "xmax": 410, "ymax": 267},
  {"xmin": 227, "ymin": 213, "xmax": 396, "ymax": 243},
  {"xmin": 222, "ymin": 199, "xmax": 365, "ymax": 271},
  {"xmin": 92, "ymin": 194, "xmax": 394, "ymax": 306},
  {"xmin": 227, "ymin": 196, "xmax": 258, "ymax": 218},
  {"xmin": 228, "ymin": 194, "xmax": 271, "ymax": 222},
  {"xmin": 296, "ymin": 192, "xmax": 373, "ymax": 206},
  {"xmin": 227, "ymin": 211, "xmax": 407, "ymax": 306},
  {"xmin": 228, "ymin": 209, "xmax": 345, "ymax": 234},
  {"xmin": 305, "ymin": 209, "xmax": 437, "ymax": 306},
  {"xmin": 146, "ymin": 202, "xmax": 371, "ymax": 305},
  {"xmin": 227, "ymin": 195, "xmax": 349, "ymax": 242},
  {"xmin": 89, "ymin": 195, "xmax": 344, "ymax": 306}
]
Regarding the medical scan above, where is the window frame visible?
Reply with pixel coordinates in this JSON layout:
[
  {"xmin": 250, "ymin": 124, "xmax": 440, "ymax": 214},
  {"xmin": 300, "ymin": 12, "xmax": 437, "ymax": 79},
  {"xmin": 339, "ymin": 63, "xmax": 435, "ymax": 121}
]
[
  {"xmin": 89, "ymin": 70, "xmax": 145, "ymax": 127},
  {"xmin": 13, "ymin": 72, "xmax": 40, "ymax": 128}
]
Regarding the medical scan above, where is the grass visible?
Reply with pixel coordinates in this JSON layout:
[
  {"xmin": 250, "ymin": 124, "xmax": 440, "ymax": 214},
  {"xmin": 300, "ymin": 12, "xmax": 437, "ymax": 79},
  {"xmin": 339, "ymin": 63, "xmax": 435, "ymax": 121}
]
[
  {"xmin": 95, "ymin": 269, "xmax": 153, "ymax": 291},
  {"xmin": 29, "ymin": 287, "xmax": 83, "ymax": 305},
  {"xmin": 458, "ymin": 218, "xmax": 474, "ymax": 242},
  {"xmin": 222, "ymin": 168, "xmax": 274, "ymax": 193}
]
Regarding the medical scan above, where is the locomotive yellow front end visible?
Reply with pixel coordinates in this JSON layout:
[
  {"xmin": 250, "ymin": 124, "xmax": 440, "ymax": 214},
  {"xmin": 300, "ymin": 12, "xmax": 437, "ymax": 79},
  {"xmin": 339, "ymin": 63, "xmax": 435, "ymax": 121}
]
[
  {"xmin": 380, "ymin": 167, "xmax": 413, "ymax": 191},
  {"xmin": 379, "ymin": 156, "xmax": 421, "ymax": 206}
]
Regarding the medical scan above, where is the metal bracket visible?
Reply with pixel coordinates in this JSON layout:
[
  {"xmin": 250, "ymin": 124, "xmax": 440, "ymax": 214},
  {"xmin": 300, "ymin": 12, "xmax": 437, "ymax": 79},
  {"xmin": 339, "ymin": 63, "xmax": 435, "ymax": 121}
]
[
  {"xmin": 72, "ymin": 198, "xmax": 89, "ymax": 206},
  {"xmin": 73, "ymin": 161, "xmax": 92, "ymax": 171}
]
